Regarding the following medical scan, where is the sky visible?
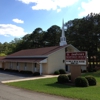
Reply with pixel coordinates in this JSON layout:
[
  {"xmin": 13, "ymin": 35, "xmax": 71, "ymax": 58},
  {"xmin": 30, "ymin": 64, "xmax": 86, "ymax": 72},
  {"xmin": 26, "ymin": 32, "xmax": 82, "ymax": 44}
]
[{"xmin": 0, "ymin": 0, "xmax": 100, "ymax": 43}]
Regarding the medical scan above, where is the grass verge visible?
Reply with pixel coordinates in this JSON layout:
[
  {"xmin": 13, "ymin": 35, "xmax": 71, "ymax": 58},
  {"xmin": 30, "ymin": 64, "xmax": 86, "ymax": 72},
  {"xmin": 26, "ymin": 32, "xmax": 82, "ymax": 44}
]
[{"xmin": 6, "ymin": 71, "xmax": 100, "ymax": 100}]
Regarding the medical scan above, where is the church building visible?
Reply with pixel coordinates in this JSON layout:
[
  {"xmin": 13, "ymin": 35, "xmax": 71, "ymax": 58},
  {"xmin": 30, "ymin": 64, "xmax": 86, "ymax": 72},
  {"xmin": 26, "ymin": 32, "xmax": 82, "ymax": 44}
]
[{"xmin": 0, "ymin": 20, "xmax": 86, "ymax": 75}]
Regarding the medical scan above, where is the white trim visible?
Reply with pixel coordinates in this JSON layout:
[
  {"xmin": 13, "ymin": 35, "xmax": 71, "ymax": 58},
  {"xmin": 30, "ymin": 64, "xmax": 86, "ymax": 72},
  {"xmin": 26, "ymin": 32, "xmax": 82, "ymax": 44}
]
[
  {"xmin": 40, "ymin": 59, "xmax": 47, "ymax": 63},
  {"xmin": 40, "ymin": 63, "xmax": 42, "ymax": 75}
]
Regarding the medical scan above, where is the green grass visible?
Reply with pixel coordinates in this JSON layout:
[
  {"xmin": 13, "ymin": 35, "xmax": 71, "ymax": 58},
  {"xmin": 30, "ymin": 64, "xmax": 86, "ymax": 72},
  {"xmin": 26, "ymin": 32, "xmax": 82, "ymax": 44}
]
[{"xmin": 7, "ymin": 71, "xmax": 100, "ymax": 100}]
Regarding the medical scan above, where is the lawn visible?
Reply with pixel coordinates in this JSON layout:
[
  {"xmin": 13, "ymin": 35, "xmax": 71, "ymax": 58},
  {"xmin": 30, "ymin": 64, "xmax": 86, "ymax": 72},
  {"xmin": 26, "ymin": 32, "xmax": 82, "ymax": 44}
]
[{"xmin": 7, "ymin": 71, "xmax": 100, "ymax": 100}]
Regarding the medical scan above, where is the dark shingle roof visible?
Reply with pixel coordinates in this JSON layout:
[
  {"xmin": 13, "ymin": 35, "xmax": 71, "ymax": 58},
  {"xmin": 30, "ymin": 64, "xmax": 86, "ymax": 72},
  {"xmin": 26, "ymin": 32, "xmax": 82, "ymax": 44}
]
[
  {"xmin": 7, "ymin": 46, "xmax": 66, "ymax": 57},
  {"xmin": 0, "ymin": 57, "xmax": 5, "ymax": 60}
]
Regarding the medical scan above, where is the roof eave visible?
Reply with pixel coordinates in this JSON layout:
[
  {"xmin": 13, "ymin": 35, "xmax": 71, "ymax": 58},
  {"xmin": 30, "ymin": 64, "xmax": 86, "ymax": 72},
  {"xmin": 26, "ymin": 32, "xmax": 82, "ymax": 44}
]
[{"xmin": 6, "ymin": 56, "xmax": 48, "ymax": 59}]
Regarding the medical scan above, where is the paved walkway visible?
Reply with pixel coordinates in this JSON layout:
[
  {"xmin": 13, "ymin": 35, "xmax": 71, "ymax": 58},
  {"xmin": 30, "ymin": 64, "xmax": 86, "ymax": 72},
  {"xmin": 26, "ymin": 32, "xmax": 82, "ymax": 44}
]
[{"xmin": 1, "ymin": 75, "xmax": 58, "ymax": 83}]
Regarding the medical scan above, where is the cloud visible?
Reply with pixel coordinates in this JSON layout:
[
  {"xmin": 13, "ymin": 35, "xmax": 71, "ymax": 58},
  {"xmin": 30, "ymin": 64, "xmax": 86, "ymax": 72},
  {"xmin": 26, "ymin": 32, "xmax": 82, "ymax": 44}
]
[
  {"xmin": 0, "ymin": 24, "xmax": 27, "ymax": 37},
  {"xmin": 18, "ymin": 0, "xmax": 79, "ymax": 12},
  {"xmin": 79, "ymin": 0, "xmax": 100, "ymax": 17},
  {"xmin": 12, "ymin": 18, "xmax": 24, "ymax": 24}
]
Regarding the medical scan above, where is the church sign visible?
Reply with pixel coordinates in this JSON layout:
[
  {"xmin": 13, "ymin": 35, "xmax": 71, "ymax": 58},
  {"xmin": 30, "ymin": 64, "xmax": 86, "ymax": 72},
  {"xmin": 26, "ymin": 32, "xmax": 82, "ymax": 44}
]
[{"xmin": 66, "ymin": 51, "xmax": 87, "ymax": 65}]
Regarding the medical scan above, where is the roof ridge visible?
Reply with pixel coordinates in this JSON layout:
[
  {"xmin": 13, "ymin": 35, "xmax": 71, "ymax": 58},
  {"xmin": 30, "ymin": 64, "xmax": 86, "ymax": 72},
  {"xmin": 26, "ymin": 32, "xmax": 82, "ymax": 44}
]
[
  {"xmin": 23, "ymin": 46, "xmax": 58, "ymax": 51},
  {"xmin": 42, "ymin": 46, "xmax": 63, "ymax": 55}
]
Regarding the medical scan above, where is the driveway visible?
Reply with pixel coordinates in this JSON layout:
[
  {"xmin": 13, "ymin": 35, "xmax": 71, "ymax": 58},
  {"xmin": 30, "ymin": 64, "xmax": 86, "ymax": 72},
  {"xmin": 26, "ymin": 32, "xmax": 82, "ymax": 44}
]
[
  {"xmin": 0, "ymin": 69, "xmax": 76, "ymax": 100},
  {"xmin": 0, "ymin": 69, "xmax": 33, "ymax": 81}
]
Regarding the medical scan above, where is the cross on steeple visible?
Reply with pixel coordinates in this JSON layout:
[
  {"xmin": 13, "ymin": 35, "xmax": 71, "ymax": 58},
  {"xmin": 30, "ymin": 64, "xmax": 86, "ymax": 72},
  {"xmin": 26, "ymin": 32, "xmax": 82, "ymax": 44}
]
[{"xmin": 59, "ymin": 19, "xmax": 67, "ymax": 46}]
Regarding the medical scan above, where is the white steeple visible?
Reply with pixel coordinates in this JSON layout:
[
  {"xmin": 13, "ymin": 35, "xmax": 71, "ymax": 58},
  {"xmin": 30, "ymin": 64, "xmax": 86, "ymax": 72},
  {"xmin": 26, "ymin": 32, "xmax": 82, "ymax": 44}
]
[{"xmin": 59, "ymin": 19, "xmax": 67, "ymax": 46}]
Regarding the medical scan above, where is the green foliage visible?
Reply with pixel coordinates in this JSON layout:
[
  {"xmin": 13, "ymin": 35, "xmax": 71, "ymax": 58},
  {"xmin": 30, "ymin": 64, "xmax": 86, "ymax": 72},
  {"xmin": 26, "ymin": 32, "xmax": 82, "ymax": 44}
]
[
  {"xmin": 65, "ymin": 13, "xmax": 100, "ymax": 62},
  {"xmin": 68, "ymin": 74, "xmax": 71, "ymax": 80},
  {"xmin": 57, "ymin": 75, "xmax": 69, "ymax": 83},
  {"xmin": 75, "ymin": 77, "xmax": 89, "ymax": 87},
  {"xmin": 59, "ymin": 69, "xmax": 66, "ymax": 74},
  {"xmin": 0, "ymin": 53, "xmax": 6, "ymax": 56},
  {"xmin": 54, "ymin": 70, "xmax": 60, "ymax": 75},
  {"xmin": 7, "ymin": 71, "xmax": 100, "ymax": 100},
  {"xmin": 85, "ymin": 76, "xmax": 96, "ymax": 86},
  {"xmin": 1, "ymin": 12, "xmax": 100, "ymax": 59},
  {"xmin": 33, "ymin": 72, "xmax": 40, "ymax": 76},
  {"xmin": 82, "ymin": 70, "xmax": 87, "ymax": 73}
]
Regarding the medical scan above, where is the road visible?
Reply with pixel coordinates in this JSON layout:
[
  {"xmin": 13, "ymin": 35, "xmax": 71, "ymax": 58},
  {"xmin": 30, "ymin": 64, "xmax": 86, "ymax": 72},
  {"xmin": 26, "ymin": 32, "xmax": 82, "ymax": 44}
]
[
  {"xmin": 0, "ymin": 70, "xmax": 33, "ymax": 81},
  {"xmin": 0, "ymin": 70, "xmax": 76, "ymax": 100},
  {"xmin": 0, "ymin": 84, "xmax": 75, "ymax": 100}
]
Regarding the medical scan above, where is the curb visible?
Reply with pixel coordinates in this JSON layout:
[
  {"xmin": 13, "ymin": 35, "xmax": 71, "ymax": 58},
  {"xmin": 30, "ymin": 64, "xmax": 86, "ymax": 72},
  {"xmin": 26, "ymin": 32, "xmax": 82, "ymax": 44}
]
[{"xmin": 1, "ymin": 75, "xmax": 58, "ymax": 83}]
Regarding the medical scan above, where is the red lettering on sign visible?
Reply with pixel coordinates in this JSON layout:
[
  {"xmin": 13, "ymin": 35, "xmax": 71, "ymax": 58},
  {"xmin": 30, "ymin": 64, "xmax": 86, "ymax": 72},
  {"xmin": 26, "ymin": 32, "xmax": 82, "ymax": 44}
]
[{"xmin": 66, "ymin": 52, "xmax": 87, "ymax": 60}]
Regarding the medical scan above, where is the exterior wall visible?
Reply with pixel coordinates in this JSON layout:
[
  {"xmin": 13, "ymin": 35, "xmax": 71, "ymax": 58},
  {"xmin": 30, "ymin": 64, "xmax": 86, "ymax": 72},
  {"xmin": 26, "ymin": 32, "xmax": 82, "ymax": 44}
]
[
  {"xmin": 19, "ymin": 63, "xmax": 24, "ymax": 71},
  {"xmin": 2, "ymin": 61, "xmax": 48, "ymax": 74},
  {"xmin": 26, "ymin": 63, "xmax": 33, "ymax": 72},
  {"xmin": 67, "ymin": 46, "xmax": 79, "ymax": 52},
  {"xmin": 42, "ymin": 63, "xmax": 48, "ymax": 74},
  {"xmin": 5, "ymin": 62, "xmax": 10, "ymax": 69},
  {"xmin": 47, "ymin": 48, "xmax": 66, "ymax": 74}
]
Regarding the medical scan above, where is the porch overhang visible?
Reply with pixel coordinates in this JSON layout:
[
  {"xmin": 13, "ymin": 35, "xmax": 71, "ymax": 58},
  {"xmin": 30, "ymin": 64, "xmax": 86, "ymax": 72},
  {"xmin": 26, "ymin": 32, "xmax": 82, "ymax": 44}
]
[{"xmin": 1, "ymin": 57, "xmax": 47, "ymax": 63}]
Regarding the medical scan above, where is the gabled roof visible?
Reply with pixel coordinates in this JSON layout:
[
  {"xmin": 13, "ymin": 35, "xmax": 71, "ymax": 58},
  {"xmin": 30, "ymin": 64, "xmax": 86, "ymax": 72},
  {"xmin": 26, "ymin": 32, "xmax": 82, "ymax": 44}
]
[
  {"xmin": 6, "ymin": 45, "xmax": 67, "ymax": 58},
  {"xmin": 0, "ymin": 45, "xmax": 79, "ymax": 63},
  {"xmin": 0, "ymin": 57, "xmax": 5, "ymax": 60}
]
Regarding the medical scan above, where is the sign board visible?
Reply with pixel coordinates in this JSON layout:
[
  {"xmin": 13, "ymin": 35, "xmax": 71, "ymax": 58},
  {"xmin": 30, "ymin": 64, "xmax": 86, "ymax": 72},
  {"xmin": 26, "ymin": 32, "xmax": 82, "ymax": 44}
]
[{"xmin": 66, "ymin": 51, "xmax": 87, "ymax": 65}]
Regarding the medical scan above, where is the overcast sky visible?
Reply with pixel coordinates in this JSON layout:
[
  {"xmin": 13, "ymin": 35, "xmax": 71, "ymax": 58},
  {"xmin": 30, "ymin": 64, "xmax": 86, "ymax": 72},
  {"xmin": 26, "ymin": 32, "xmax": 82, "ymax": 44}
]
[{"xmin": 0, "ymin": 0, "xmax": 100, "ymax": 43}]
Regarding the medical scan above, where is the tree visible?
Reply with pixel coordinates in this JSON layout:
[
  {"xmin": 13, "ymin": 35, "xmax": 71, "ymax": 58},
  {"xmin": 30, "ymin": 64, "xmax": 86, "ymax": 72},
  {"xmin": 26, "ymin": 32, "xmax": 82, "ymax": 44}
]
[
  {"xmin": 28, "ymin": 28, "xmax": 45, "ymax": 48},
  {"xmin": 44, "ymin": 25, "xmax": 61, "ymax": 46},
  {"xmin": 65, "ymin": 13, "xmax": 100, "ymax": 65}
]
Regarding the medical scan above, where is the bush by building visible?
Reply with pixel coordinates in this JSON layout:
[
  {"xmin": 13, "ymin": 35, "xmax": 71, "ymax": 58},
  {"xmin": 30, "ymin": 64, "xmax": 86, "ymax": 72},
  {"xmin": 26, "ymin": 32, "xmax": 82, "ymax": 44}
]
[
  {"xmin": 54, "ymin": 70, "xmax": 60, "ymax": 75},
  {"xmin": 59, "ymin": 69, "xmax": 66, "ymax": 74},
  {"xmin": 68, "ymin": 74, "xmax": 71, "ymax": 80},
  {"xmin": 85, "ymin": 76, "xmax": 96, "ymax": 86},
  {"xmin": 33, "ymin": 72, "xmax": 40, "ymax": 76},
  {"xmin": 75, "ymin": 77, "xmax": 89, "ymax": 87},
  {"xmin": 57, "ymin": 74, "xmax": 69, "ymax": 84}
]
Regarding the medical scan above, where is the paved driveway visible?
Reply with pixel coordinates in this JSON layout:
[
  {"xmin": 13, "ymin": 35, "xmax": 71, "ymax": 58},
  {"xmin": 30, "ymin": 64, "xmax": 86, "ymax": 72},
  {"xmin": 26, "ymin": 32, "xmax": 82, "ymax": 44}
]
[
  {"xmin": 0, "ymin": 69, "xmax": 76, "ymax": 100},
  {"xmin": 0, "ymin": 69, "xmax": 33, "ymax": 81}
]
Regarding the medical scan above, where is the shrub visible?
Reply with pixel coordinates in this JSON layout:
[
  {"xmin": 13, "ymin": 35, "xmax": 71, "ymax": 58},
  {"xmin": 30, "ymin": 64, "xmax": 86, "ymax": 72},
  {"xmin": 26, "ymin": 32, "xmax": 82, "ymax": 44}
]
[
  {"xmin": 82, "ymin": 70, "xmax": 87, "ymax": 73},
  {"xmin": 20, "ymin": 70, "xmax": 32, "ymax": 74},
  {"xmin": 57, "ymin": 75, "xmax": 69, "ymax": 83},
  {"xmin": 54, "ymin": 71, "xmax": 60, "ymax": 75},
  {"xmin": 59, "ymin": 69, "xmax": 66, "ymax": 74},
  {"xmin": 68, "ymin": 74, "xmax": 71, "ymax": 80},
  {"xmin": 85, "ymin": 76, "xmax": 96, "ymax": 86},
  {"xmin": 75, "ymin": 77, "xmax": 89, "ymax": 87},
  {"xmin": 33, "ymin": 72, "xmax": 40, "ymax": 76}
]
